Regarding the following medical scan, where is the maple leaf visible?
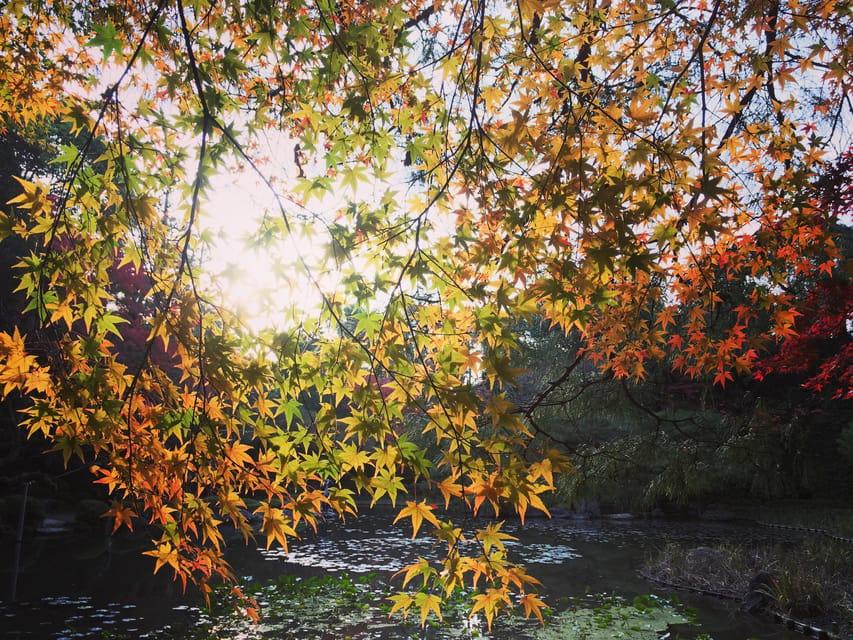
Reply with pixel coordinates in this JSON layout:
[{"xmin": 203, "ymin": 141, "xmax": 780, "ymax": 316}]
[
  {"xmin": 470, "ymin": 473, "xmax": 502, "ymax": 517},
  {"xmin": 476, "ymin": 521, "xmax": 517, "ymax": 555},
  {"xmin": 484, "ymin": 392, "xmax": 516, "ymax": 427},
  {"xmin": 0, "ymin": 328, "xmax": 43, "ymax": 394},
  {"xmin": 434, "ymin": 521, "xmax": 465, "ymax": 554},
  {"xmin": 484, "ymin": 355, "xmax": 526, "ymax": 388},
  {"xmin": 353, "ymin": 310, "xmax": 383, "ymax": 337},
  {"xmin": 224, "ymin": 441, "xmax": 254, "ymax": 467},
  {"xmin": 370, "ymin": 468, "xmax": 406, "ymax": 506},
  {"xmin": 393, "ymin": 500, "xmax": 440, "ymax": 538},
  {"xmin": 435, "ymin": 475, "xmax": 464, "ymax": 509},
  {"xmin": 527, "ymin": 458, "xmax": 555, "ymax": 487},
  {"xmin": 254, "ymin": 503, "xmax": 298, "ymax": 551},
  {"xmin": 144, "ymin": 541, "xmax": 182, "ymax": 576},
  {"xmin": 218, "ymin": 489, "xmax": 246, "ymax": 520},
  {"xmin": 96, "ymin": 312, "xmax": 129, "ymax": 339},
  {"xmin": 387, "ymin": 592, "xmax": 414, "ymax": 618},
  {"xmin": 6, "ymin": 177, "xmax": 52, "ymax": 214},
  {"xmin": 656, "ymin": 306, "xmax": 676, "ymax": 330},
  {"xmin": 103, "ymin": 501, "xmax": 137, "ymax": 533},
  {"xmin": 87, "ymin": 21, "xmax": 123, "ymax": 60},
  {"xmin": 393, "ymin": 558, "xmax": 435, "ymax": 588},
  {"xmin": 415, "ymin": 592, "xmax": 443, "ymax": 626},
  {"xmin": 519, "ymin": 592, "xmax": 547, "ymax": 625},
  {"xmin": 52, "ymin": 433, "xmax": 84, "ymax": 467},
  {"xmin": 338, "ymin": 442, "xmax": 372, "ymax": 472},
  {"xmin": 469, "ymin": 587, "xmax": 511, "ymax": 630}
]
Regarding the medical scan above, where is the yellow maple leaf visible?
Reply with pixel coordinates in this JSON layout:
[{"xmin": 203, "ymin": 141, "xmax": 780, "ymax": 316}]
[
  {"xmin": 519, "ymin": 592, "xmax": 547, "ymax": 625},
  {"xmin": 387, "ymin": 592, "xmax": 414, "ymax": 618},
  {"xmin": 435, "ymin": 475, "xmax": 464, "ymax": 509},
  {"xmin": 393, "ymin": 500, "xmax": 440, "ymax": 538},
  {"xmin": 392, "ymin": 558, "xmax": 435, "ymax": 588},
  {"xmin": 254, "ymin": 503, "xmax": 298, "ymax": 550},
  {"xmin": 6, "ymin": 176, "xmax": 52, "ymax": 215},
  {"xmin": 469, "ymin": 587, "xmax": 510, "ymax": 630},
  {"xmin": 476, "ymin": 521, "xmax": 517, "ymax": 555},
  {"xmin": 414, "ymin": 592, "xmax": 443, "ymax": 626},
  {"xmin": 338, "ymin": 442, "xmax": 372, "ymax": 472},
  {"xmin": 144, "ymin": 541, "xmax": 181, "ymax": 575}
]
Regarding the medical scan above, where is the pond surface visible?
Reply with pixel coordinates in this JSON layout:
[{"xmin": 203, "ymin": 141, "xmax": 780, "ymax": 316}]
[{"xmin": 1, "ymin": 508, "xmax": 808, "ymax": 639}]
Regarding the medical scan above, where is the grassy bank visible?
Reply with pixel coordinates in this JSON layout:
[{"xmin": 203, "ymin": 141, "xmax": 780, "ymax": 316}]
[{"xmin": 642, "ymin": 536, "xmax": 853, "ymax": 638}]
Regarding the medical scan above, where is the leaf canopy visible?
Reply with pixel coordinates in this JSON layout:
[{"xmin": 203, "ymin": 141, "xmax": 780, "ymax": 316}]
[{"xmin": 0, "ymin": 0, "xmax": 851, "ymax": 625}]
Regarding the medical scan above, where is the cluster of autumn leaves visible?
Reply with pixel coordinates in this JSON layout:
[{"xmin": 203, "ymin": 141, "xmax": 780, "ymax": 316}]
[{"xmin": 0, "ymin": 0, "xmax": 851, "ymax": 627}]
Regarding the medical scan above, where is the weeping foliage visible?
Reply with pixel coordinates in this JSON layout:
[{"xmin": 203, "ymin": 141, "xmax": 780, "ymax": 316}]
[{"xmin": 0, "ymin": 0, "xmax": 851, "ymax": 625}]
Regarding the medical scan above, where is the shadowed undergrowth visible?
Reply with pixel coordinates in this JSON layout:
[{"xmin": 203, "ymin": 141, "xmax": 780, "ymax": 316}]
[{"xmin": 643, "ymin": 538, "xmax": 853, "ymax": 637}]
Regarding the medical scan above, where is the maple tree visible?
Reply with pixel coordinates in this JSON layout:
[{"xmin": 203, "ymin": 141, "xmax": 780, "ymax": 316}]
[
  {"xmin": 755, "ymin": 152, "xmax": 853, "ymax": 400},
  {"xmin": 0, "ymin": 0, "xmax": 851, "ymax": 626}
]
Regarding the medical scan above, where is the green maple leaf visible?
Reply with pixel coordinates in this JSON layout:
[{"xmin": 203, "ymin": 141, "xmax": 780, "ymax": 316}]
[
  {"xmin": 96, "ymin": 312, "xmax": 129, "ymax": 339},
  {"xmin": 371, "ymin": 468, "xmax": 406, "ymax": 506},
  {"xmin": 354, "ymin": 310, "xmax": 382, "ymax": 338},
  {"xmin": 280, "ymin": 398, "xmax": 303, "ymax": 428},
  {"xmin": 88, "ymin": 22, "xmax": 123, "ymax": 60}
]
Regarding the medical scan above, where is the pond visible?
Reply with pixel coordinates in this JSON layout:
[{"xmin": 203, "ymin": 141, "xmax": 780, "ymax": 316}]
[{"xmin": 1, "ymin": 508, "xmax": 808, "ymax": 639}]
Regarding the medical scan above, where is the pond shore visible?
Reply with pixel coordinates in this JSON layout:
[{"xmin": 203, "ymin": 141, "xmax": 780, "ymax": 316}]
[{"xmin": 560, "ymin": 500, "xmax": 853, "ymax": 640}]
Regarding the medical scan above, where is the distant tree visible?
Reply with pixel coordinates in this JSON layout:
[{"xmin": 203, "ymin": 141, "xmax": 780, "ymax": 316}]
[
  {"xmin": 756, "ymin": 275, "xmax": 853, "ymax": 400},
  {"xmin": 755, "ymin": 152, "xmax": 853, "ymax": 400}
]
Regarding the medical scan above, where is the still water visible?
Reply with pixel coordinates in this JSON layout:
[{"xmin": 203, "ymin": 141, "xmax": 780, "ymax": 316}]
[{"xmin": 1, "ymin": 509, "xmax": 807, "ymax": 639}]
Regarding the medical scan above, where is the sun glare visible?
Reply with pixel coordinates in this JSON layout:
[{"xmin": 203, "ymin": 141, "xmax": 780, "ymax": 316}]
[{"xmin": 200, "ymin": 171, "xmax": 334, "ymax": 334}]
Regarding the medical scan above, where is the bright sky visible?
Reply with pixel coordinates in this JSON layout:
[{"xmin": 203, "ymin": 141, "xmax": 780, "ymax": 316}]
[
  {"xmin": 199, "ymin": 168, "xmax": 339, "ymax": 334},
  {"xmin": 196, "ymin": 133, "xmax": 411, "ymax": 335},
  {"xmin": 80, "ymin": 47, "xmax": 350, "ymax": 335}
]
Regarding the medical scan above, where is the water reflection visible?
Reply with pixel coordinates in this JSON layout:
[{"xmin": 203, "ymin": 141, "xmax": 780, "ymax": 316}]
[
  {"xmin": 256, "ymin": 521, "xmax": 581, "ymax": 573},
  {"xmin": 1, "ymin": 510, "xmax": 808, "ymax": 639}
]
